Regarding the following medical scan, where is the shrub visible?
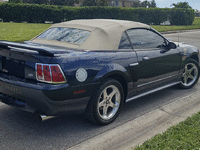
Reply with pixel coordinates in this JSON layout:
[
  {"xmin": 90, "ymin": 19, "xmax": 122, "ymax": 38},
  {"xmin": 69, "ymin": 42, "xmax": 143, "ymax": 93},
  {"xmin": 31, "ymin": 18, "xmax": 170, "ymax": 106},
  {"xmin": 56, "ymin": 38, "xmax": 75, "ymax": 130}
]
[
  {"xmin": 170, "ymin": 8, "xmax": 195, "ymax": 25},
  {"xmin": 0, "ymin": 3, "xmax": 195, "ymax": 25},
  {"xmin": 0, "ymin": 3, "xmax": 63, "ymax": 23}
]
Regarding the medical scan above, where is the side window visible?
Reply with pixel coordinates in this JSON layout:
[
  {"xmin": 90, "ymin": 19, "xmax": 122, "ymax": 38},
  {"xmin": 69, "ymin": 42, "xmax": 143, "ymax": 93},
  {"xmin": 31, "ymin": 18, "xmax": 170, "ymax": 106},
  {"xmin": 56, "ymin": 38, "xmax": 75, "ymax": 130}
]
[
  {"xmin": 126, "ymin": 29, "xmax": 166, "ymax": 49},
  {"xmin": 118, "ymin": 32, "xmax": 132, "ymax": 49}
]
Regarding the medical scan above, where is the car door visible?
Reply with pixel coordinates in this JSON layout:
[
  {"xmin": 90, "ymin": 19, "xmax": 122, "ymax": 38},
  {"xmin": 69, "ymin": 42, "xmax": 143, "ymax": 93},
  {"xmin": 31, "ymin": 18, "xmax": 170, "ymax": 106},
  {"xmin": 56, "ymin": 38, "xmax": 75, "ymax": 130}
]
[
  {"xmin": 126, "ymin": 28, "xmax": 182, "ymax": 93},
  {"xmin": 118, "ymin": 32, "xmax": 139, "ymax": 97}
]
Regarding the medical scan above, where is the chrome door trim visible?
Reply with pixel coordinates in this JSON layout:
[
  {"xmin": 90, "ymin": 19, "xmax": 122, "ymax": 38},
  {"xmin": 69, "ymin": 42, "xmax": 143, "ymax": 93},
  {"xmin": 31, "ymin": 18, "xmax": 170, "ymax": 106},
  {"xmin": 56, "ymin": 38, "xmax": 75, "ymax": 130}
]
[
  {"xmin": 129, "ymin": 62, "xmax": 139, "ymax": 67},
  {"xmin": 125, "ymin": 82, "xmax": 180, "ymax": 103},
  {"xmin": 137, "ymin": 74, "xmax": 180, "ymax": 88}
]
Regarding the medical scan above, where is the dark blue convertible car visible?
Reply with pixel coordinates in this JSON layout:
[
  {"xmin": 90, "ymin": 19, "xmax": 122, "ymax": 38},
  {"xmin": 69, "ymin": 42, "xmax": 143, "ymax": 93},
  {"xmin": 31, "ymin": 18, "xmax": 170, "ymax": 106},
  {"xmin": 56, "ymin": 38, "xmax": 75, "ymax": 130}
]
[{"xmin": 0, "ymin": 19, "xmax": 199, "ymax": 125}]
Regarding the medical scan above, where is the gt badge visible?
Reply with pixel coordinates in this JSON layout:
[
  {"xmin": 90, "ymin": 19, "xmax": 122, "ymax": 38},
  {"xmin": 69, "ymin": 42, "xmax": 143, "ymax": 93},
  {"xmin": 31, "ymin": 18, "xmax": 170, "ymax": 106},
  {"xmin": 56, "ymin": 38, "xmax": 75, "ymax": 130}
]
[{"xmin": 76, "ymin": 68, "xmax": 88, "ymax": 82}]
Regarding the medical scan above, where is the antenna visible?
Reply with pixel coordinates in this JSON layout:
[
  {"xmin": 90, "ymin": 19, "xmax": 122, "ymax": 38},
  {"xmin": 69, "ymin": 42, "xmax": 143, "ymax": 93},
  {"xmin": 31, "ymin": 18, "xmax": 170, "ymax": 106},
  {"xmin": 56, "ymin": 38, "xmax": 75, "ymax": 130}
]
[{"xmin": 178, "ymin": 31, "xmax": 180, "ymax": 47}]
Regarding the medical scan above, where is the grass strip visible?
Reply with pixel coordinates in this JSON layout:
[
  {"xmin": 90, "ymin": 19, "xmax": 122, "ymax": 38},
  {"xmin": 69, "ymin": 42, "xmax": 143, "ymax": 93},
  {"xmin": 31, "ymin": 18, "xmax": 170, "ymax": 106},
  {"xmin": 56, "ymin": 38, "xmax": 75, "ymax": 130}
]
[
  {"xmin": 152, "ymin": 17, "xmax": 200, "ymax": 32},
  {"xmin": 0, "ymin": 23, "xmax": 51, "ymax": 42},
  {"xmin": 134, "ymin": 111, "xmax": 200, "ymax": 150}
]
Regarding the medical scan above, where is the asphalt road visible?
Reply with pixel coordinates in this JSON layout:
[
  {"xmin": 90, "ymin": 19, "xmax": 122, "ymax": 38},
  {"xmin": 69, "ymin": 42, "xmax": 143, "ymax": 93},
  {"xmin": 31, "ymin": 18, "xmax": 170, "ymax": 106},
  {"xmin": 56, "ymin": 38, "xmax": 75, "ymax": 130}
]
[{"xmin": 0, "ymin": 30, "xmax": 200, "ymax": 150}]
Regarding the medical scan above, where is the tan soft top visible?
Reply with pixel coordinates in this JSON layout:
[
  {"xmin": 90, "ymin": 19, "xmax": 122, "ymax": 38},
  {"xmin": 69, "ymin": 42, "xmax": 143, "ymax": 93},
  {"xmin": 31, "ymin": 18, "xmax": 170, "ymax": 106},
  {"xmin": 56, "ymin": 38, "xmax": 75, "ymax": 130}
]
[{"xmin": 32, "ymin": 19, "xmax": 150, "ymax": 50}]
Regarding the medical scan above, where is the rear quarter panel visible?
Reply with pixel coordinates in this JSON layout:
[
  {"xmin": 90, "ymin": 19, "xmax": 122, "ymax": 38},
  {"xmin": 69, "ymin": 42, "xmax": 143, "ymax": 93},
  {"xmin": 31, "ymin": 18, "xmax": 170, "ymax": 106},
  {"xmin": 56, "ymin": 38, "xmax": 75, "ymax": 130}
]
[{"xmin": 50, "ymin": 50, "xmax": 137, "ymax": 87}]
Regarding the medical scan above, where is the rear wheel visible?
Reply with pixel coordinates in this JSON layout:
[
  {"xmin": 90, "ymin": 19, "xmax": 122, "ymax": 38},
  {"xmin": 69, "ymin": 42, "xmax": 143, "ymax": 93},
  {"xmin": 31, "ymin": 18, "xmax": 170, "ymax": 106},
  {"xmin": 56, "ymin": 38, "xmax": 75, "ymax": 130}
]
[
  {"xmin": 85, "ymin": 79, "xmax": 124, "ymax": 125},
  {"xmin": 177, "ymin": 59, "xmax": 199, "ymax": 89}
]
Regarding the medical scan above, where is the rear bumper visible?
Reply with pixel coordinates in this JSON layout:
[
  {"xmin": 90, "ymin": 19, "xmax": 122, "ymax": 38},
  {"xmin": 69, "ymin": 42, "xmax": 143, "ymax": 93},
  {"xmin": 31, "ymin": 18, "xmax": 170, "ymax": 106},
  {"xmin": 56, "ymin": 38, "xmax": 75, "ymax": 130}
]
[{"xmin": 0, "ymin": 76, "xmax": 97, "ymax": 116}]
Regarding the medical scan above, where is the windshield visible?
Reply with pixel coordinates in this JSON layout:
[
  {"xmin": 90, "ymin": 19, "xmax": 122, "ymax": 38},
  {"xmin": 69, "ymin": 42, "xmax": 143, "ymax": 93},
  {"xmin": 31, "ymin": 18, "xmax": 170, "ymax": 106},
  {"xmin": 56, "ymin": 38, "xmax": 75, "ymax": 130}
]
[{"xmin": 36, "ymin": 27, "xmax": 91, "ymax": 45}]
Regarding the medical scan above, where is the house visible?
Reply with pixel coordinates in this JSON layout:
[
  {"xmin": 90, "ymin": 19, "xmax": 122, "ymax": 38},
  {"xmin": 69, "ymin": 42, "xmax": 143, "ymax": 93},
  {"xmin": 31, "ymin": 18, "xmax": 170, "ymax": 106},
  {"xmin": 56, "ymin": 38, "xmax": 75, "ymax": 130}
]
[{"xmin": 74, "ymin": 0, "xmax": 139, "ymax": 7}]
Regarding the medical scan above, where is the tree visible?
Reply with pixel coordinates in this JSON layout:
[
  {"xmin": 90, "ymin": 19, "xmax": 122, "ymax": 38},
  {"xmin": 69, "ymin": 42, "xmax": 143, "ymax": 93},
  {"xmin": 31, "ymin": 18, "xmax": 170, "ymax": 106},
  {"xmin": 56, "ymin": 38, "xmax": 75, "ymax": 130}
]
[
  {"xmin": 140, "ymin": 0, "xmax": 149, "ymax": 8},
  {"xmin": 149, "ymin": 0, "xmax": 156, "ymax": 8},
  {"xmin": 172, "ymin": 2, "xmax": 192, "ymax": 9},
  {"xmin": 48, "ymin": 0, "xmax": 79, "ymax": 6},
  {"xmin": 196, "ymin": 9, "xmax": 200, "ymax": 13},
  {"xmin": 9, "ymin": 0, "xmax": 23, "ymax": 3},
  {"xmin": 31, "ymin": 0, "xmax": 48, "ymax": 4},
  {"xmin": 82, "ymin": 0, "xmax": 97, "ymax": 6},
  {"xmin": 97, "ymin": 0, "xmax": 108, "ymax": 6},
  {"xmin": 67, "ymin": 0, "xmax": 79, "ymax": 6},
  {"xmin": 132, "ymin": 1, "xmax": 141, "ymax": 8},
  {"xmin": 132, "ymin": 0, "xmax": 156, "ymax": 8}
]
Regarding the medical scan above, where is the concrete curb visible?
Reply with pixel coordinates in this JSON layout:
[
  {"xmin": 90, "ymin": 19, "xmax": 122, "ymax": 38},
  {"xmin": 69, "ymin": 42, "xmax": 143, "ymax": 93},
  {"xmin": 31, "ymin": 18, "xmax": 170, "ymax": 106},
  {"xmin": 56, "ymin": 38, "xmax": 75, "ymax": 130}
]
[
  {"xmin": 65, "ymin": 89, "xmax": 200, "ymax": 150},
  {"xmin": 161, "ymin": 29, "xmax": 200, "ymax": 34}
]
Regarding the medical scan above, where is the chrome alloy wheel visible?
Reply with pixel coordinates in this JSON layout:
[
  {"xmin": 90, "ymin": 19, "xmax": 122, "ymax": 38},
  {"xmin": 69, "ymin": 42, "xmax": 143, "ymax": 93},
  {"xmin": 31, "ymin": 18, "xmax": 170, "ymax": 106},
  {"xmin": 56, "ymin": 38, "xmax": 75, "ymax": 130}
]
[
  {"xmin": 97, "ymin": 85, "xmax": 121, "ymax": 120},
  {"xmin": 181, "ymin": 62, "xmax": 198, "ymax": 87}
]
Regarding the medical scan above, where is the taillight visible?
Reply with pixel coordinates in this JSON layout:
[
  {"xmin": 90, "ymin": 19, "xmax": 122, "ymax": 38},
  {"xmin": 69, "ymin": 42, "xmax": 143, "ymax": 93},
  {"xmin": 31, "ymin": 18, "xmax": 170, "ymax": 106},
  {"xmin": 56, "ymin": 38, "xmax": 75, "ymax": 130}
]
[
  {"xmin": 36, "ymin": 64, "xmax": 43, "ymax": 80},
  {"xmin": 51, "ymin": 66, "xmax": 65, "ymax": 82},
  {"xmin": 43, "ymin": 65, "xmax": 51, "ymax": 82},
  {"xmin": 36, "ymin": 63, "xmax": 66, "ymax": 83}
]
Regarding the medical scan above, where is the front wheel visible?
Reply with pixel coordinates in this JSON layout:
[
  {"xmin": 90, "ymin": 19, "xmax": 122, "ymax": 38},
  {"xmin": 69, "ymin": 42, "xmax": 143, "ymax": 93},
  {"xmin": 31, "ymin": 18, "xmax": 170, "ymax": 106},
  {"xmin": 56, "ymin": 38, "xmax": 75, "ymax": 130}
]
[
  {"xmin": 177, "ymin": 59, "xmax": 199, "ymax": 89},
  {"xmin": 85, "ymin": 79, "xmax": 124, "ymax": 125}
]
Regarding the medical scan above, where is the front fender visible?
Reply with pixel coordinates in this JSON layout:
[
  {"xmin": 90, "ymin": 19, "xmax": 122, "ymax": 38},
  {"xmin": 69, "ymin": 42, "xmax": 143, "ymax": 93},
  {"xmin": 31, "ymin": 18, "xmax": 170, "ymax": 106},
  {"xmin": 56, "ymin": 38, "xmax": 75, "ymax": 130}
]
[
  {"xmin": 182, "ymin": 47, "xmax": 199, "ymax": 66},
  {"xmin": 94, "ymin": 63, "xmax": 131, "ymax": 83}
]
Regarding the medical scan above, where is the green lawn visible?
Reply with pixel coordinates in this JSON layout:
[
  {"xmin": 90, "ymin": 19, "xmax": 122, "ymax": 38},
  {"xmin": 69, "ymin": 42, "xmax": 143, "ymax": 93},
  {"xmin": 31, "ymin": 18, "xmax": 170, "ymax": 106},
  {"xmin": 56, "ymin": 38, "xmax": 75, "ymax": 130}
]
[
  {"xmin": 0, "ymin": 23, "xmax": 51, "ymax": 42},
  {"xmin": 0, "ymin": 18, "xmax": 200, "ymax": 42},
  {"xmin": 134, "ymin": 111, "xmax": 200, "ymax": 150},
  {"xmin": 152, "ymin": 17, "xmax": 200, "ymax": 32}
]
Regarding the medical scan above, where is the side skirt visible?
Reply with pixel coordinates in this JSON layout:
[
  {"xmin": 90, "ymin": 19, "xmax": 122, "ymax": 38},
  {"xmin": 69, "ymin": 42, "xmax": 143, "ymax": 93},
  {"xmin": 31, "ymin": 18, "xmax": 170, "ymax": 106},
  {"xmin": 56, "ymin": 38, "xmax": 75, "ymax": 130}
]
[{"xmin": 125, "ymin": 82, "xmax": 180, "ymax": 103}]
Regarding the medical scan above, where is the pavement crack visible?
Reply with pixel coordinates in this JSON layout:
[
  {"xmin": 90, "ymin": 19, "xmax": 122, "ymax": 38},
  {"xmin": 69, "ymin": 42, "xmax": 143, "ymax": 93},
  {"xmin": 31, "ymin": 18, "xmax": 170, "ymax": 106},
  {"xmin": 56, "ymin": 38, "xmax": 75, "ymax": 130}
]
[{"xmin": 159, "ymin": 107, "xmax": 175, "ymax": 116}]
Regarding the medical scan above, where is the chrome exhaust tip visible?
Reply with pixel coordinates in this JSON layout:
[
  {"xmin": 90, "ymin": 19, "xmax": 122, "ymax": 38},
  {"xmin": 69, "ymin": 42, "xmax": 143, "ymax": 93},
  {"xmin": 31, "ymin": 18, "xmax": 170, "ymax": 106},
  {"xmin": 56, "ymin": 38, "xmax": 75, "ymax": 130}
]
[
  {"xmin": 34, "ymin": 111, "xmax": 55, "ymax": 121},
  {"xmin": 39, "ymin": 115, "xmax": 55, "ymax": 121}
]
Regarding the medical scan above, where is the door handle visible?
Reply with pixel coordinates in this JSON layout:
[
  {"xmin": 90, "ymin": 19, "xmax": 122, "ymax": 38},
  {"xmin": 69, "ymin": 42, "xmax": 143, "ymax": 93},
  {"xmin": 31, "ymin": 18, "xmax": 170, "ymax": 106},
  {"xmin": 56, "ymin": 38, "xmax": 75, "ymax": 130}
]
[{"xmin": 142, "ymin": 56, "xmax": 149, "ymax": 60}]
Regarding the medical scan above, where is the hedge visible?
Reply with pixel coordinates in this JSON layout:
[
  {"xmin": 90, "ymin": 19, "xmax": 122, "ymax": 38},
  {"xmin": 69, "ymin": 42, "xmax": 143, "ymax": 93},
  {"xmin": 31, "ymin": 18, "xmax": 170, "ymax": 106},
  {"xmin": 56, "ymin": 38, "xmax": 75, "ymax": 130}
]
[
  {"xmin": 170, "ymin": 8, "xmax": 195, "ymax": 25},
  {"xmin": 0, "ymin": 3, "xmax": 64, "ymax": 23},
  {"xmin": 0, "ymin": 3, "xmax": 195, "ymax": 25}
]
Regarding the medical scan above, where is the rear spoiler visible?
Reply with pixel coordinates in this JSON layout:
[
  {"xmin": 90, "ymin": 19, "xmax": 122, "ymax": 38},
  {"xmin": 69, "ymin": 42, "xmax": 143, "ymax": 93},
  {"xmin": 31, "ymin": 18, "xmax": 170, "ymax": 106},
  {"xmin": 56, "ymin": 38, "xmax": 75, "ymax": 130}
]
[{"xmin": 0, "ymin": 41, "xmax": 54, "ymax": 57}]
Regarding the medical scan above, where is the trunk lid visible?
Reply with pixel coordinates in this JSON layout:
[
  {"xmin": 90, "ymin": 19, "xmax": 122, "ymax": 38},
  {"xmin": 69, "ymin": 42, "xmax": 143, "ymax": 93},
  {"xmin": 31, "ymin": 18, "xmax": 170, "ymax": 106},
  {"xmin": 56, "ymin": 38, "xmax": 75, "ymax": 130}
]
[{"xmin": 0, "ymin": 41, "xmax": 69, "ymax": 82}]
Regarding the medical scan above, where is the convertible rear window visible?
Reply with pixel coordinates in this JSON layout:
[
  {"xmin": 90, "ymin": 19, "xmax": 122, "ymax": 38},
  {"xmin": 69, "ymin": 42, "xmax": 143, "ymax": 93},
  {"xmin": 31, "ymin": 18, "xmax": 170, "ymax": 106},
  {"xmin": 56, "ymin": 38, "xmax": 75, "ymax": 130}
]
[{"xmin": 37, "ymin": 27, "xmax": 91, "ymax": 45}]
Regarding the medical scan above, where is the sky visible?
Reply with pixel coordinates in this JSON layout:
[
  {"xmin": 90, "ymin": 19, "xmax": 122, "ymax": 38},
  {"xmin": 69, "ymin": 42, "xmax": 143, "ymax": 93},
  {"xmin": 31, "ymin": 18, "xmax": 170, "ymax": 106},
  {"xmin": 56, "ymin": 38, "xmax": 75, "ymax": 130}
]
[{"xmin": 144, "ymin": 0, "xmax": 200, "ymax": 10}]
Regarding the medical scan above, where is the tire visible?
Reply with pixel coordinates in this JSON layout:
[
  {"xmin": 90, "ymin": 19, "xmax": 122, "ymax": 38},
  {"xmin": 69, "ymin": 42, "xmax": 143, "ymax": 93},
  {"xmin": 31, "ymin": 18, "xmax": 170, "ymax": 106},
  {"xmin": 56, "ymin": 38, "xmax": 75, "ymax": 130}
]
[
  {"xmin": 177, "ymin": 59, "xmax": 199, "ymax": 89},
  {"xmin": 85, "ymin": 78, "xmax": 124, "ymax": 125}
]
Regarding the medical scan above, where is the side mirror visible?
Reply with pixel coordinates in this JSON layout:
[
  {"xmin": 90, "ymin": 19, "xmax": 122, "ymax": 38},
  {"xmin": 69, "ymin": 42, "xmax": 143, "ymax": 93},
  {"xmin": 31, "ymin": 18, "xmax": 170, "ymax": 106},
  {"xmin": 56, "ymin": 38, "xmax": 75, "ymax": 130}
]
[{"xmin": 168, "ymin": 42, "xmax": 177, "ymax": 49}]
